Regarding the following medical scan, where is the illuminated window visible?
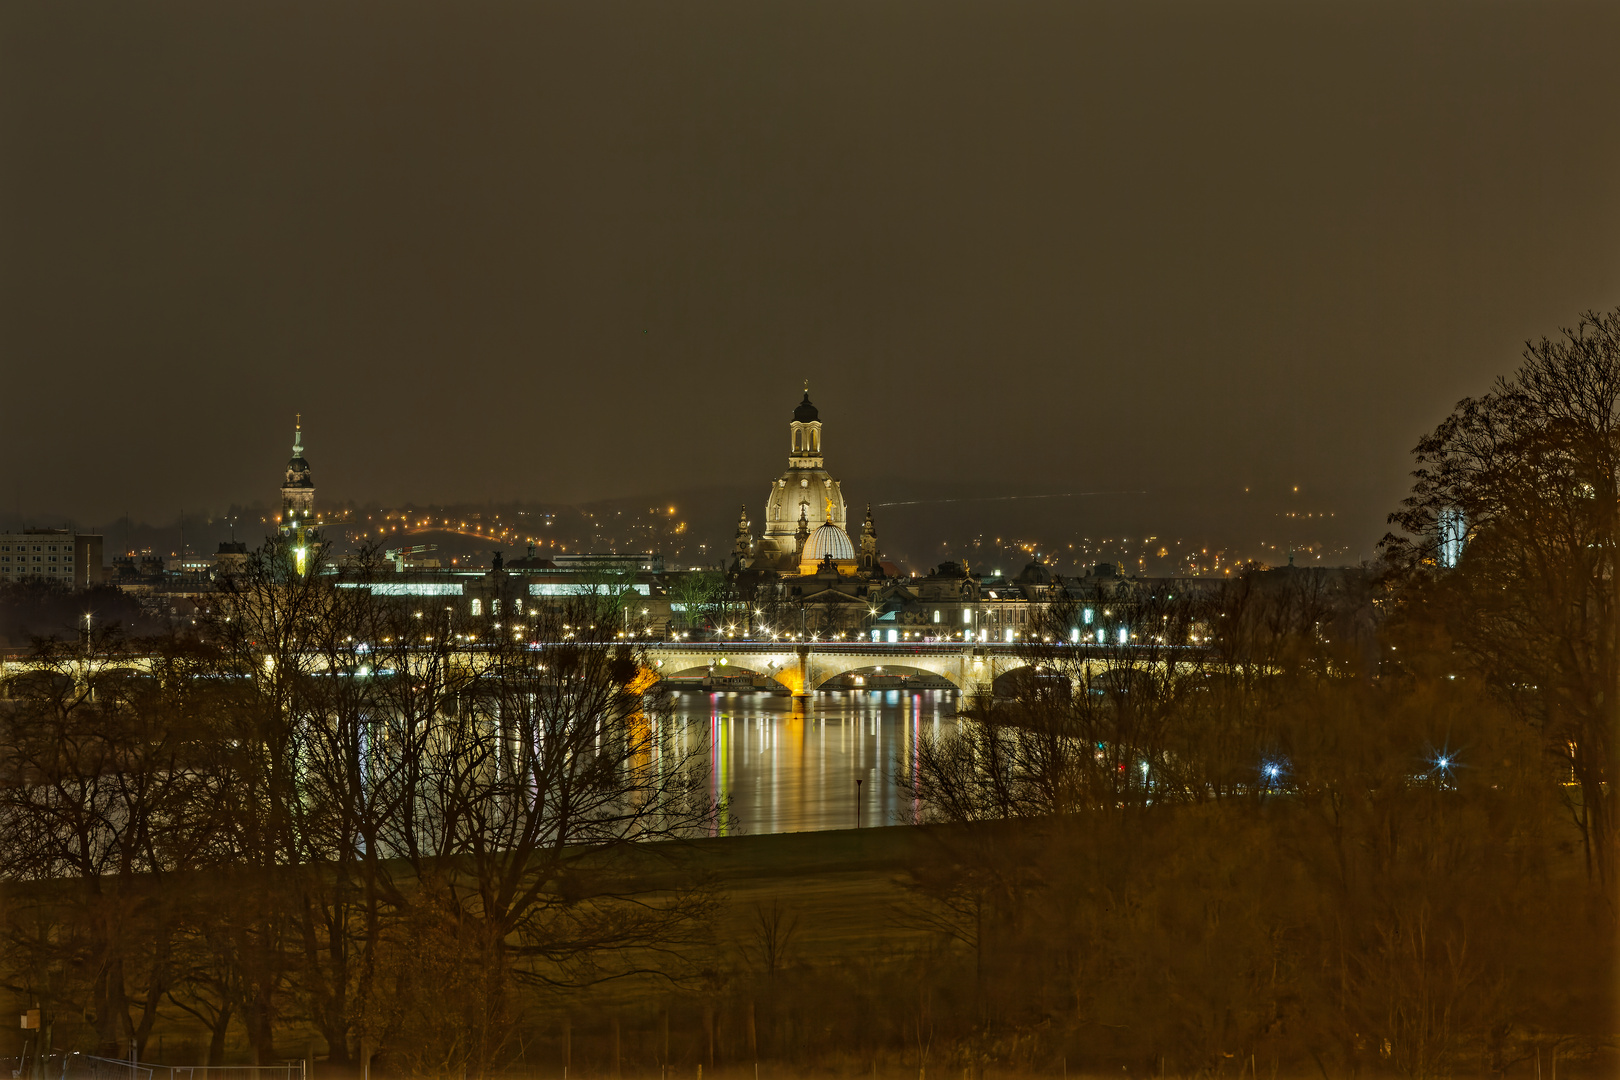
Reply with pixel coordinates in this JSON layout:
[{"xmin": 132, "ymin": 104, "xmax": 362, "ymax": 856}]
[
  {"xmin": 492, "ymin": 599, "xmax": 500, "ymax": 616},
  {"xmin": 886, "ymin": 629, "xmax": 897, "ymax": 643},
  {"xmin": 1070, "ymin": 628, "xmax": 1080, "ymax": 643},
  {"xmin": 1004, "ymin": 628, "xmax": 1013, "ymax": 643},
  {"xmin": 1117, "ymin": 626, "xmax": 1129, "ymax": 645},
  {"xmin": 471, "ymin": 599, "xmax": 483, "ymax": 617},
  {"xmin": 1096, "ymin": 627, "xmax": 1105, "ymax": 644},
  {"xmin": 1083, "ymin": 608, "xmax": 1094, "ymax": 625},
  {"xmin": 933, "ymin": 610, "xmax": 940, "ymax": 623},
  {"xmin": 962, "ymin": 609, "xmax": 972, "ymax": 625}
]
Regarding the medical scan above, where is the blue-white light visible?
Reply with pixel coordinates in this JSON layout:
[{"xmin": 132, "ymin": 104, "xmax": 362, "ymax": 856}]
[{"xmin": 1438, "ymin": 507, "xmax": 1467, "ymax": 569}]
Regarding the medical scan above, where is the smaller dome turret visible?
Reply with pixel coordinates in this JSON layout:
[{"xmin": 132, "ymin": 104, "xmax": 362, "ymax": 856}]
[
  {"xmin": 793, "ymin": 391, "xmax": 819, "ymax": 423},
  {"xmin": 799, "ymin": 520, "xmax": 856, "ymax": 576},
  {"xmin": 1016, "ymin": 560, "xmax": 1053, "ymax": 584},
  {"xmin": 805, "ymin": 522, "xmax": 855, "ymax": 562}
]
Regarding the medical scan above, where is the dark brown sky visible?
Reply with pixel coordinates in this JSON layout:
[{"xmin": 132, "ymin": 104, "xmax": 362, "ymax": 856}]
[{"xmin": 4, "ymin": 1, "xmax": 1618, "ymax": 548}]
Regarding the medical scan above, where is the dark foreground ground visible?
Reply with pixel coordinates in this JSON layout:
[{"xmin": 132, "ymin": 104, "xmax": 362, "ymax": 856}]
[{"xmin": 6, "ymin": 824, "xmax": 1613, "ymax": 1079}]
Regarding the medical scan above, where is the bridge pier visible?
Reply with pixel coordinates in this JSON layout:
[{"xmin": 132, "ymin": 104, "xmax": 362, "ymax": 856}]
[{"xmin": 960, "ymin": 647, "xmax": 992, "ymax": 698}]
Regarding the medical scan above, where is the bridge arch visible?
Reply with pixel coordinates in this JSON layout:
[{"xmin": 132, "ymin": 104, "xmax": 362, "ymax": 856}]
[{"xmin": 811, "ymin": 663, "xmax": 961, "ymax": 692}]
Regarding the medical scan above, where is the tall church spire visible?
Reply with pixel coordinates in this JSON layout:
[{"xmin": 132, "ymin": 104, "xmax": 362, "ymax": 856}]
[
  {"xmin": 731, "ymin": 504, "xmax": 755, "ymax": 568},
  {"xmin": 280, "ymin": 415, "xmax": 316, "ymax": 540},
  {"xmin": 860, "ymin": 504, "xmax": 879, "ymax": 572},
  {"xmin": 794, "ymin": 500, "xmax": 811, "ymax": 558}
]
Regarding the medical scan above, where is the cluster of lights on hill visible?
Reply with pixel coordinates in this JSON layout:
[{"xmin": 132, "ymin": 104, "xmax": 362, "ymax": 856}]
[{"xmin": 257, "ymin": 504, "xmax": 697, "ymax": 561}]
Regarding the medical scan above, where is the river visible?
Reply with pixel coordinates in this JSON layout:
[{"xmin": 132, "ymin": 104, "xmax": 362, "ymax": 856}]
[{"xmin": 662, "ymin": 689, "xmax": 961, "ymax": 835}]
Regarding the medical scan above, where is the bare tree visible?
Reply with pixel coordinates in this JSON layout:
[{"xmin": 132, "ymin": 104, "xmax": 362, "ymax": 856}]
[{"xmin": 1385, "ymin": 307, "xmax": 1620, "ymax": 891}]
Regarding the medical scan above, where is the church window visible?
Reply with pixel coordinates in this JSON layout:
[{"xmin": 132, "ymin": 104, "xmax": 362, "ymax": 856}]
[{"xmin": 471, "ymin": 599, "xmax": 483, "ymax": 616}]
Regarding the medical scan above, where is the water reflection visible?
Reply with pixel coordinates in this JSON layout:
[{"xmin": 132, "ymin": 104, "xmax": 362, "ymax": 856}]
[{"xmin": 662, "ymin": 689, "xmax": 960, "ymax": 835}]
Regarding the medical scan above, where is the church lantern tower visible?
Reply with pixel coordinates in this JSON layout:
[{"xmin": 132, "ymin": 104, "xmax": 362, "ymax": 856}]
[{"xmin": 789, "ymin": 392, "xmax": 823, "ymax": 466}]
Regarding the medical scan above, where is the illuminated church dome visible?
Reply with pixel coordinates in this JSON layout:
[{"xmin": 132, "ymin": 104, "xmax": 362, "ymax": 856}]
[{"xmin": 758, "ymin": 387, "xmax": 847, "ymax": 571}]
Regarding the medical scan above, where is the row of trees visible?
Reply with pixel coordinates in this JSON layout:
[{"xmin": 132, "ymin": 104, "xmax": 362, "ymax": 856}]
[{"xmin": 0, "ymin": 552, "xmax": 719, "ymax": 1076}]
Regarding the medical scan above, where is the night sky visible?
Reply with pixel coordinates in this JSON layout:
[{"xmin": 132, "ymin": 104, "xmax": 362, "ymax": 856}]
[{"xmin": 4, "ymin": 1, "xmax": 1618, "ymax": 554}]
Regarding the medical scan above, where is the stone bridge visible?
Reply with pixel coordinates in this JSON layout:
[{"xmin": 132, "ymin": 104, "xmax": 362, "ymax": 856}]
[
  {"xmin": 0, "ymin": 643, "xmax": 1051, "ymax": 699},
  {"xmin": 645, "ymin": 642, "xmax": 1035, "ymax": 696}
]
